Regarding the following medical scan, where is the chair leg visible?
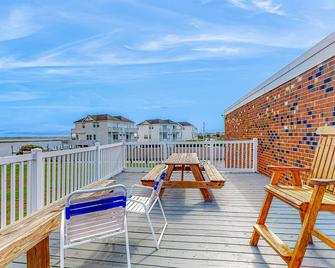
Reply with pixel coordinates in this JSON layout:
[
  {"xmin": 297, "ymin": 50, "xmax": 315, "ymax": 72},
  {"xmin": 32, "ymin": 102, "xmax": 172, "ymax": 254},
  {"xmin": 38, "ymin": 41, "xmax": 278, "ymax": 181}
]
[
  {"xmin": 250, "ymin": 193, "xmax": 273, "ymax": 246},
  {"xmin": 299, "ymin": 210, "xmax": 313, "ymax": 245},
  {"xmin": 60, "ymin": 213, "xmax": 65, "ymax": 268},
  {"xmin": 288, "ymin": 185, "xmax": 326, "ymax": 268},
  {"xmin": 124, "ymin": 216, "xmax": 131, "ymax": 268},
  {"xmin": 145, "ymin": 211, "xmax": 159, "ymax": 249},
  {"xmin": 157, "ymin": 198, "xmax": 168, "ymax": 247},
  {"xmin": 60, "ymin": 241, "xmax": 64, "ymax": 268}
]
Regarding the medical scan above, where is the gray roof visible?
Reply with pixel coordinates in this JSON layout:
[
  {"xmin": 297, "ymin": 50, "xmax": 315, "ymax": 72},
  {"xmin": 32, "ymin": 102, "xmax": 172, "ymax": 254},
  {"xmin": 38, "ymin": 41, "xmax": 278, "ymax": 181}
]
[
  {"xmin": 178, "ymin": 121, "xmax": 194, "ymax": 127},
  {"xmin": 74, "ymin": 114, "xmax": 134, "ymax": 123},
  {"xmin": 137, "ymin": 119, "xmax": 178, "ymax": 125}
]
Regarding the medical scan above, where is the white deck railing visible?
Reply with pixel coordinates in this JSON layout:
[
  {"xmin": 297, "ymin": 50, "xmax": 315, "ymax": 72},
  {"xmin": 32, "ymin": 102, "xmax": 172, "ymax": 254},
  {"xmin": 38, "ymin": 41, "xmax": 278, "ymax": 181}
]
[
  {"xmin": 0, "ymin": 139, "xmax": 257, "ymax": 229},
  {"xmin": 0, "ymin": 142, "xmax": 123, "ymax": 229},
  {"xmin": 125, "ymin": 139, "xmax": 257, "ymax": 172}
]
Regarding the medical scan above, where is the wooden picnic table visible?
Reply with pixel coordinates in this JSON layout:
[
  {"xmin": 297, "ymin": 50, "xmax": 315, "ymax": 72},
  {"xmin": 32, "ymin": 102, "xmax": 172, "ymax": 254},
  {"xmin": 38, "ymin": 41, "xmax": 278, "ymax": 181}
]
[
  {"xmin": 164, "ymin": 153, "xmax": 212, "ymax": 201},
  {"xmin": 141, "ymin": 153, "xmax": 225, "ymax": 202}
]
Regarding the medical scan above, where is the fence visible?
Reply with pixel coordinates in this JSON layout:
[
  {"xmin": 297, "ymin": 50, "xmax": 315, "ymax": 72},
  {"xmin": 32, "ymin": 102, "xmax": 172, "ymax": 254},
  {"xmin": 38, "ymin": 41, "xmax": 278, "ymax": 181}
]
[
  {"xmin": 125, "ymin": 139, "xmax": 257, "ymax": 172},
  {"xmin": 0, "ymin": 142, "xmax": 123, "ymax": 229},
  {"xmin": 0, "ymin": 139, "xmax": 257, "ymax": 229}
]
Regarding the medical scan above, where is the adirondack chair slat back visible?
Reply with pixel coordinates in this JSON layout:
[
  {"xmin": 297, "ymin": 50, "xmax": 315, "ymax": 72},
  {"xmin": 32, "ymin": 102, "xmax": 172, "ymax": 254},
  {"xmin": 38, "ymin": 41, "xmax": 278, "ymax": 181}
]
[{"xmin": 309, "ymin": 126, "xmax": 335, "ymax": 193}]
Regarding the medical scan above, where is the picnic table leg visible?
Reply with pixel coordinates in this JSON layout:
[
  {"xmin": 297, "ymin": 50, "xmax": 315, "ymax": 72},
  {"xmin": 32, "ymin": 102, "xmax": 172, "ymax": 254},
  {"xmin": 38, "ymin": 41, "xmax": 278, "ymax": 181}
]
[
  {"xmin": 190, "ymin": 164, "xmax": 212, "ymax": 201},
  {"xmin": 160, "ymin": 164, "xmax": 174, "ymax": 198},
  {"xmin": 181, "ymin": 165, "xmax": 184, "ymax": 181},
  {"xmin": 27, "ymin": 236, "xmax": 50, "ymax": 268}
]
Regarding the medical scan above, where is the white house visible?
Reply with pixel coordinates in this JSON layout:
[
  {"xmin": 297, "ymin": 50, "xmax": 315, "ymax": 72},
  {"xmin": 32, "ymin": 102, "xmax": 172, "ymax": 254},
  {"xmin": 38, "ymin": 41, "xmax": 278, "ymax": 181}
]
[
  {"xmin": 178, "ymin": 122, "xmax": 198, "ymax": 140},
  {"xmin": 137, "ymin": 119, "xmax": 197, "ymax": 142},
  {"xmin": 71, "ymin": 114, "xmax": 137, "ymax": 146},
  {"xmin": 137, "ymin": 119, "xmax": 182, "ymax": 142}
]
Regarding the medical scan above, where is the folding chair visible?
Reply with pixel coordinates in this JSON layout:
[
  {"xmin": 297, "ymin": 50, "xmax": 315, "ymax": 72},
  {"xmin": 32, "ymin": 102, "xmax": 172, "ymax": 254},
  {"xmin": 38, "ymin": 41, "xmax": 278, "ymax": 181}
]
[
  {"xmin": 126, "ymin": 167, "xmax": 168, "ymax": 249},
  {"xmin": 60, "ymin": 184, "xmax": 131, "ymax": 268}
]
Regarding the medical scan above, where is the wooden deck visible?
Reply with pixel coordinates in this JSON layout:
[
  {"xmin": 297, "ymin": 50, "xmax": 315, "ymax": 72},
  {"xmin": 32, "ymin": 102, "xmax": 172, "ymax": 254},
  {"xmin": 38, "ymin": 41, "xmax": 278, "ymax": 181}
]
[{"xmin": 10, "ymin": 171, "xmax": 335, "ymax": 267}]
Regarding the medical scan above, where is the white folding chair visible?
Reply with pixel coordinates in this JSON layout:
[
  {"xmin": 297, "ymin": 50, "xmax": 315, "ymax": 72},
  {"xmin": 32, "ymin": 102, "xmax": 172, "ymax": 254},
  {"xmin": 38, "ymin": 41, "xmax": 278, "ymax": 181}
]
[
  {"xmin": 126, "ymin": 167, "xmax": 168, "ymax": 249},
  {"xmin": 60, "ymin": 184, "xmax": 131, "ymax": 268}
]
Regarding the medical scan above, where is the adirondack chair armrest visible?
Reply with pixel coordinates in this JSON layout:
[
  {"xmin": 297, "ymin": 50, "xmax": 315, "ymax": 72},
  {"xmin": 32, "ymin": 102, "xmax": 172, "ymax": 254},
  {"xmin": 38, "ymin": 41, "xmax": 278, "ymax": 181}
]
[
  {"xmin": 309, "ymin": 178, "xmax": 335, "ymax": 186},
  {"xmin": 267, "ymin": 165, "xmax": 311, "ymax": 172}
]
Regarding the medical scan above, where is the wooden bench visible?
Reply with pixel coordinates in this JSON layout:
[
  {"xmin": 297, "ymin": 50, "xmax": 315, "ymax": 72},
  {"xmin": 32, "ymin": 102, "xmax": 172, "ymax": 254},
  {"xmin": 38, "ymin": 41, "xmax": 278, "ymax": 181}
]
[
  {"xmin": 0, "ymin": 179, "xmax": 116, "ymax": 268},
  {"xmin": 203, "ymin": 163, "xmax": 225, "ymax": 186},
  {"xmin": 141, "ymin": 164, "xmax": 166, "ymax": 184},
  {"xmin": 141, "ymin": 163, "xmax": 225, "ymax": 190}
]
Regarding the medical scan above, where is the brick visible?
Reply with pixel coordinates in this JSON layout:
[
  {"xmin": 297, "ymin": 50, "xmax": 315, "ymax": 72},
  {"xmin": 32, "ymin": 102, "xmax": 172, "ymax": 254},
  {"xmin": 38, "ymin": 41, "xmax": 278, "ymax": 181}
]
[{"xmin": 224, "ymin": 56, "xmax": 335, "ymax": 184}]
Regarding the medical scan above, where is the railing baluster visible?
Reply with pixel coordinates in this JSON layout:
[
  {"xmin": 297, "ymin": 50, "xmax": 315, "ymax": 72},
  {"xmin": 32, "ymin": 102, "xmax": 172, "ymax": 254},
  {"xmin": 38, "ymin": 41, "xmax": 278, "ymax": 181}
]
[
  {"xmin": 52, "ymin": 157, "xmax": 56, "ymax": 202},
  {"xmin": 74, "ymin": 153, "xmax": 77, "ymax": 190},
  {"xmin": 46, "ymin": 158, "xmax": 51, "ymax": 205},
  {"xmin": 1, "ymin": 165, "xmax": 7, "ymax": 228},
  {"xmin": 57, "ymin": 156, "xmax": 61, "ymax": 199},
  {"xmin": 10, "ymin": 163, "xmax": 16, "ymax": 224},
  {"xmin": 66, "ymin": 154, "xmax": 70, "ymax": 194},
  {"xmin": 19, "ymin": 162, "xmax": 24, "ymax": 219},
  {"xmin": 27, "ymin": 161, "xmax": 31, "ymax": 215}
]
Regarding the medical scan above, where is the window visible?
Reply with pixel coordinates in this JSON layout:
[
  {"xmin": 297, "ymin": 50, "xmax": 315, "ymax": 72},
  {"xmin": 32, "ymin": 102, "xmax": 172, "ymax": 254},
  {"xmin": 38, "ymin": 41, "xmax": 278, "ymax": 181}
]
[
  {"xmin": 144, "ymin": 135, "xmax": 148, "ymax": 139},
  {"xmin": 93, "ymin": 134, "xmax": 96, "ymax": 140},
  {"xmin": 86, "ymin": 134, "xmax": 92, "ymax": 140},
  {"xmin": 93, "ymin": 122, "xmax": 100, "ymax": 128},
  {"xmin": 149, "ymin": 126, "xmax": 154, "ymax": 130},
  {"xmin": 82, "ymin": 124, "xmax": 85, "ymax": 128}
]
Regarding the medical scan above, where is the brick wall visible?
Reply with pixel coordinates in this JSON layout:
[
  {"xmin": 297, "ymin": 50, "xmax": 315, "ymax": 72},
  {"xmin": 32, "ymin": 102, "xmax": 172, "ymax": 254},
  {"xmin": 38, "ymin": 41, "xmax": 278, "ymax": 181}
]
[{"xmin": 224, "ymin": 56, "xmax": 335, "ymax": 183}]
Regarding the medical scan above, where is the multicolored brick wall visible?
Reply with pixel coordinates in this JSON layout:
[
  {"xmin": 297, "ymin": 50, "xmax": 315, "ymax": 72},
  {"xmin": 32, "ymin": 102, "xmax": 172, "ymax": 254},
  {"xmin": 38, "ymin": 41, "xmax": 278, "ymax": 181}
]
[{"xmin": 224, "ymin": 56, "xmax": 335, "ymax": 183}]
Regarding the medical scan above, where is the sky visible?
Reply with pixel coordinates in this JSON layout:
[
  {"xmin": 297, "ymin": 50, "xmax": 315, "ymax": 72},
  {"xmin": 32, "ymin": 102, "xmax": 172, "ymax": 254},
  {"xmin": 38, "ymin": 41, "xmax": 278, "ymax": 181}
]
[{"xmin": 0, "ymin": 0, "xmax": 335, "ymax": 136}]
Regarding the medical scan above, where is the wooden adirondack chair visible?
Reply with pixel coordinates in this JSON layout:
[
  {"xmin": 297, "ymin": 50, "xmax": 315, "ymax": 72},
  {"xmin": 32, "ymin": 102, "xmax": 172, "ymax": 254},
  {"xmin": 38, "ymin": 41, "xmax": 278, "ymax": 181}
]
[{"xmin": 250, "ymin": 126, "xmax": 335, "ymax": 268}]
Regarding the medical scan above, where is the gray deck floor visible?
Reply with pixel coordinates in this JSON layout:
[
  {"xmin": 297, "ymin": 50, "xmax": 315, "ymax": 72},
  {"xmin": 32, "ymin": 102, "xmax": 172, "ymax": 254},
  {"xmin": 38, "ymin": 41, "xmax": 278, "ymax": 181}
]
[{"xmin": 11, "ymin": 171, "xmax": 335, "ymax": 267}]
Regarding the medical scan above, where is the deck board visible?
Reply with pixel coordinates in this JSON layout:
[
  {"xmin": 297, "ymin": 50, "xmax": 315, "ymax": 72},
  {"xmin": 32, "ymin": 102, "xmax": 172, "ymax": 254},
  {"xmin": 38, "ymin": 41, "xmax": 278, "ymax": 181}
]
[{"xmin": 10, "ymin": 172, "xmax": 335, "ymax": 267}]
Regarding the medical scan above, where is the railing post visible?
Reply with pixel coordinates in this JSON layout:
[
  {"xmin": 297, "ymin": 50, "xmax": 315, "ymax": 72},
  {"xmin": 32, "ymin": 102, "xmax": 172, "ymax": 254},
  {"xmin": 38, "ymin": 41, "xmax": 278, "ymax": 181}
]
[
  {"xmin": 122, "ymin": 142, "xmax": 126, "ymax": 170},
  {"xmin": 95, "ymin": 142, "xmax": 101, "ymax": 181},
  {"xmin": 209, "ymin": 140, "xmax": 214, "ymax": 164},
  {"xmin": 253, "ymin": 138, "xmax": 258, "ymax": 172},
  {"xmin": 163, "ymin": 142, "xmax": 168, "ymax": 162},
  {"xmin": 31, "ymin": 148, "xmax": 44, "ymax": 212}
]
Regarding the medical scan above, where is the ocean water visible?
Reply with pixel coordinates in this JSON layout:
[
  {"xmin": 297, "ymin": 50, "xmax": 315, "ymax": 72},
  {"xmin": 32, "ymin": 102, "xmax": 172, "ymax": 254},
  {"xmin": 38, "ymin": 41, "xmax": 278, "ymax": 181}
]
[{"xmin": 0, "ymin": 140, "xmax": 65, "ymax": 157}]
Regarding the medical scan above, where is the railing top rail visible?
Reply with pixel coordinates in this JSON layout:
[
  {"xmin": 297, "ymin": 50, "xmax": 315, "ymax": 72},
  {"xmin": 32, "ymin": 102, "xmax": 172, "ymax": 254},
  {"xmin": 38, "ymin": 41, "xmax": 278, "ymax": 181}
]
[
  {"xmin": 0, "ymin": 154, "xmax": 33, "ymax": 165},
  {"xmin": 100, "ymin": 142, "xmax": 124, "ymax": 149},
  {"xmin": 42, "ymin": 146, "xmax": 96, "ymax": 158},
  {"xmin": 125, "ymin": 140, "xmax": 255, "ymax": 145}
]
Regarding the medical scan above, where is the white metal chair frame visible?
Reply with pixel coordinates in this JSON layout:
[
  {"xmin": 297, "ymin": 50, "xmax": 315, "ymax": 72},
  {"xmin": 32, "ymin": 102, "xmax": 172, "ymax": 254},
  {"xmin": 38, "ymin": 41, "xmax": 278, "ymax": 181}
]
[
  {"xmin": 126, "ymin": 167, "xmax": 168, "ymax": 249},
  {"xmin": 60, "ymin": 184, "xmax": 131, "ymax": 268}
]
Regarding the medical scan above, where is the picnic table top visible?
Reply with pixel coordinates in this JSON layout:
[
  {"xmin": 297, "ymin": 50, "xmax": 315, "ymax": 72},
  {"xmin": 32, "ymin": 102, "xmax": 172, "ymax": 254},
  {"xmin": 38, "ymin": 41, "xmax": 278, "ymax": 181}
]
[{"xmin": 165, "ymin": 153, "xmax": 200, "ymax": 165}]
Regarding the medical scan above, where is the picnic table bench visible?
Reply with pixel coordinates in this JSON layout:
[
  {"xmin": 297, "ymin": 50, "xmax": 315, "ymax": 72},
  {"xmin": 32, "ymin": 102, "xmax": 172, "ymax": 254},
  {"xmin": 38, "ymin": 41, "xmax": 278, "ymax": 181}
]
[
  {"xmin": 141, "ymin": 153, "xmax": 225, "ymax": 201},
  {"xmin": 0, "ymin": 179, "xmax": 116, "ymax": 268}
]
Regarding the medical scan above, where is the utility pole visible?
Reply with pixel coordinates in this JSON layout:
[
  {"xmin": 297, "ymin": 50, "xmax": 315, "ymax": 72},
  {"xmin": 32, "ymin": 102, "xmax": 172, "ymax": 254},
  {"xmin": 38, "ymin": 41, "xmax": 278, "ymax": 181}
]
[{"xmin": 202, "ymin": 122, "xmax": 206, "ymax": 140}]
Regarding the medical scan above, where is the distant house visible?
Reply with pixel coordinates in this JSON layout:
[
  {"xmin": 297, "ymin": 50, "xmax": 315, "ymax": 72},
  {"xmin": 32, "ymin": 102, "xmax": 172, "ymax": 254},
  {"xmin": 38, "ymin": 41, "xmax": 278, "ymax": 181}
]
[
  {"xmin": 178, "ymin": 122, "xmax": 198, "ymax": 140},
  {"xmin": 137, "ymin": 119, "xmax": 197, "ymax": 142},
  {"xmin": 71, "ymin": 114, "xmax": 137, "ymax": 146}
]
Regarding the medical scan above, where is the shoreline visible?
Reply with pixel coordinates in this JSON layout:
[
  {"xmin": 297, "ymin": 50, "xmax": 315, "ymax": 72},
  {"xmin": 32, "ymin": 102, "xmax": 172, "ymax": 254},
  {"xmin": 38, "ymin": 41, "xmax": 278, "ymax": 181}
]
[{"xmin": 0, "ymin": 137, "xmax": 70, "ymax": 143}]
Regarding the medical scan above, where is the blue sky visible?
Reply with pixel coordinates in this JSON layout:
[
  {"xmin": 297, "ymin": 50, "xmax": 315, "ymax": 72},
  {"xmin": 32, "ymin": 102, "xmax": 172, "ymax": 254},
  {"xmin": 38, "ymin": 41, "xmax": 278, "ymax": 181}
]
[{"xmin": 0, "ymin": 0, "xmax": 335, "ymax": 136}]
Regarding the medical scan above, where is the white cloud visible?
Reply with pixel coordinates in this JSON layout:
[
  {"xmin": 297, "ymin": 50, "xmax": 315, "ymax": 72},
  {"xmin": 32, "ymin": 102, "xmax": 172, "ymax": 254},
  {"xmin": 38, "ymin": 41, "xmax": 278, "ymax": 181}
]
[
  {"xmin": 192, "ymin": 46, "xmax": 241, "ymax": 54},
  {"xmin": 44, "ymin": 68, "xmax": 76, "ymax": 75},
  {"xmin": 0, "ymin": 90, "xmax": 39, "ymax": 102},
  {"xmin": 252, "ymin": 0, "xmax": 285, "ymax": 15},
  {"xmin": 229, "ymin": 0, "xmax": 248, "ymax": 9},
  {"xmin": 228, "ymin": 0, "xmax": 285, "ymax": 16},
  {"xmin": 134, "ymin": 34, "xmax": 248, "ymax": 51},
  {"xmin": 0, "ymin": 7, "xmax": 39, "ymax": 42}
]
